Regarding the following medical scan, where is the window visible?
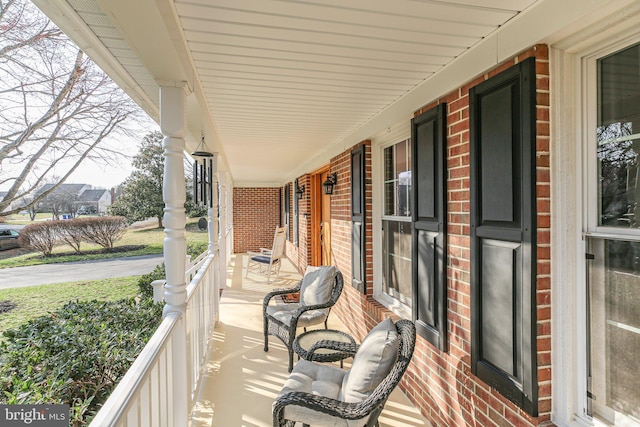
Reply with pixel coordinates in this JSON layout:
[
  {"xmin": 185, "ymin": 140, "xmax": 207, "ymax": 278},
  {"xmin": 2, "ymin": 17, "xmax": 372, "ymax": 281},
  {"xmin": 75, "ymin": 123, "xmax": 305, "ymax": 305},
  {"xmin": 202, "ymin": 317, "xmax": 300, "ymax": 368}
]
[
  {"xmin": 587, "ymin": 42, "xmax": 640, "ymax": 426},
  {"xmin": 597, "ymin": 44, "xmax": 640, "ymax": 229},
  {"xmin": 382, "ymin": 140, "xmax": 412, "ymax": 307},
  {"xmin": 384, "ymin": 140, "xmax": 412, "ymax": 217}
]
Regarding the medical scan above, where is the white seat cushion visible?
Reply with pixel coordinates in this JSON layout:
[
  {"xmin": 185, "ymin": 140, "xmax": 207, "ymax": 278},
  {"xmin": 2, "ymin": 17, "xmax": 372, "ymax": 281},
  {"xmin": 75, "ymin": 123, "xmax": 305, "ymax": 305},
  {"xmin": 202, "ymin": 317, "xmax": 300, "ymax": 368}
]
[
  {"xmin": 341, "ymin": 318, "xmax": 399, "ymax": 403},
  {"xmin": 266, "ymin": 304, "xmax": 329, "ymax": 328},
  {"xmin": 299, "ymin": 266, "xmax": 336, "ymax": 307},
  {"xmin": 276, "ymin": 360, "xmax": 368, "ymax": 427}
]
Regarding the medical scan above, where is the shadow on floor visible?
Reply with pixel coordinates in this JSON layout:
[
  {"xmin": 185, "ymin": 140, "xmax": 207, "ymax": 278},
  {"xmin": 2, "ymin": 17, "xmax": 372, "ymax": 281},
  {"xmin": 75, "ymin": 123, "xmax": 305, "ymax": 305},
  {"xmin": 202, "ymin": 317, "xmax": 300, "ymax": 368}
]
[{"xmin": 190, "ymin": 254, "xmax": 431, "ymax": 427}]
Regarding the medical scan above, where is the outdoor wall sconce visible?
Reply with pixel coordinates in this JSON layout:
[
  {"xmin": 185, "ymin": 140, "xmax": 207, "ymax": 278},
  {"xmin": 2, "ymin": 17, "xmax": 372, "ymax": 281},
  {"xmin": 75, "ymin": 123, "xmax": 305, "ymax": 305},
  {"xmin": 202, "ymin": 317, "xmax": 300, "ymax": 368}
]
[
  {"xmin": 296, "ymin": 183, "xmax": 305, "ymax": 200},
  {"xmin": 322, "ymin": 172, "xmax": 337, "ymax": 195}
]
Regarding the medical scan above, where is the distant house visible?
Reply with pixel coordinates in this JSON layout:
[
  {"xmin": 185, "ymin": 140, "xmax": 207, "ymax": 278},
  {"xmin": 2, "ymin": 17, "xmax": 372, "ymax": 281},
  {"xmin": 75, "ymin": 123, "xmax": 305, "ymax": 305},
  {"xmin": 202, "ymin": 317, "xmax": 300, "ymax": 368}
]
[
  {"xmin": 35, "ymin": 183, "xmax": 112, "ymax": 215},
  {"xmin": 36, "ymin": 183, "xmax": 90, "ymax": 198},
  {"xmin": 75, "ymin": 189, "xmax": 111, "ymax": 214}
]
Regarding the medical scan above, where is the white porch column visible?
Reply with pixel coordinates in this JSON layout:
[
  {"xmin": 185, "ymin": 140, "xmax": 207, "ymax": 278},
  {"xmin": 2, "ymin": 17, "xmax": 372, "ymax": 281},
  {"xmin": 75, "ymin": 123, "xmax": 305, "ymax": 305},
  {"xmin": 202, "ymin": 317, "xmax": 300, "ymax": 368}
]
[
  {"xmin": 208, "ymin": 156, "xmax": 220, "ymax": 322},
  {"xmin": 160, "ymin": 85, "xmax": 187, "ymax": 316},
  {"xmin": 159, "ymin": 84, "xmax": 189, "ymax": 425},
  {"xmin": 208, "ymin": 158, "xmax": 219, "ymax": 256},
  {"xmin": 218, "ymin": 180, "xmax": 227, "ymax": 289}
]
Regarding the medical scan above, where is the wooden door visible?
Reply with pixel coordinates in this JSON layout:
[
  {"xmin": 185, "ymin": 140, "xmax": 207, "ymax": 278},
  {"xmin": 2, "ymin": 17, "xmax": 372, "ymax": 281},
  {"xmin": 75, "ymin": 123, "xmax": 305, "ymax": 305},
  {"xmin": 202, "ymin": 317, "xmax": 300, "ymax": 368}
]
[
  {"xmin": 310, "ymin": 166, "xmax": 332, "ymax": 266},
  {"xmin": 321, "ymin": 180, "xmax": 332, "ymax": 265}
]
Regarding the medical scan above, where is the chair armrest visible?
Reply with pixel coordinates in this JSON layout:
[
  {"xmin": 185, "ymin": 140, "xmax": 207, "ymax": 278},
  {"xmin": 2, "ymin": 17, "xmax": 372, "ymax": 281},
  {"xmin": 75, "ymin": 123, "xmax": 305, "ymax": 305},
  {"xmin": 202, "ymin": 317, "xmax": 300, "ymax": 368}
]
[
  {"xmin": 308, "ymin": 340, "xmax": 359, "ymax": 359},
  {"xmin": 263, "ymin": 283, "xmax": 302, "ymax": 310},
  {"xmin": 273, "ymin": 391, "xmax": 373, "ymax": 424},
  {"xmin": 259, "ymin": 248, "xmax": 272, "ymax": 254}
]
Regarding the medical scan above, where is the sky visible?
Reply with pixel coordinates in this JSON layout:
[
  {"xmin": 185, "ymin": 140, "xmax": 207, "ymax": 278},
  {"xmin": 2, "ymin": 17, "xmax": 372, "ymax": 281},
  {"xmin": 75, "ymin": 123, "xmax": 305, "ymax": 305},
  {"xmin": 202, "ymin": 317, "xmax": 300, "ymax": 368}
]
[
  {"xmin": 66, "ymin": 154, "xmax": 134, "ymax": 190},
  {"xmin": 65, "ymin": 119, "xmax": 159, "ymax": 190}
]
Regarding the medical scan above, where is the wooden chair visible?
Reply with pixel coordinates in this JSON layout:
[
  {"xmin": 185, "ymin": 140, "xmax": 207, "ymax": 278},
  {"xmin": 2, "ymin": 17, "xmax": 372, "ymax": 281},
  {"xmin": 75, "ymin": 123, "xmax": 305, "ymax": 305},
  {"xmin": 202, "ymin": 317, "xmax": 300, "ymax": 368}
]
[{"xmin": 246, "ymin": 226, "xmax": 286, "ymax": 282}]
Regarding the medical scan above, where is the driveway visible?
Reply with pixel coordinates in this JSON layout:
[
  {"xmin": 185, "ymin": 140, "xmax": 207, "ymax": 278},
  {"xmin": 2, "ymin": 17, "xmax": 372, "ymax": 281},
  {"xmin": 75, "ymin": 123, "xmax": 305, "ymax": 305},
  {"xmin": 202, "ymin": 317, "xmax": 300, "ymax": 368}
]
[{"xmin": 0, "ymin": 254, "xmax": 164, "ymax": 289}]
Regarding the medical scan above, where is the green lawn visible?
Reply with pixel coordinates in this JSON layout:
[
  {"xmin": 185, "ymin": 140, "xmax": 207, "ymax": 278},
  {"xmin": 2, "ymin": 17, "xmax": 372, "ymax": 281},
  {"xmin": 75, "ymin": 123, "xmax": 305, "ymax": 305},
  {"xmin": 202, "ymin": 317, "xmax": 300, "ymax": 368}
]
[
  {"xmin": 0, "ymin": 276, "xmax": 140, "ymax": 335},
  {"xmin": 0, "ymin": 218, "xmax": 209, "ymax": 269},
  {"xmin": 1, "ymin": 212, "xmax": 53, "ymax": 224}
]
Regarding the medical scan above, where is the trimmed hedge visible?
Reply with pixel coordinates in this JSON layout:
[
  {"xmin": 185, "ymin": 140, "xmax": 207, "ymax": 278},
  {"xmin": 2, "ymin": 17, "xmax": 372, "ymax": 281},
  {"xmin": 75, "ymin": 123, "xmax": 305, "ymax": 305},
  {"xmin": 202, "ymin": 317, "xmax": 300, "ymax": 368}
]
[
  {"xmin": 137, "ymin": 263, "xmax": 165, "ymax": 299},
  {"xmin": 19, "ymin": 216, "xmax": 128, "ymax": 256},
  {"xmin": 136, "ymin": 243, "xmax": 209, "ymax": 298},
  {"xmin": 0, "ymin": 298, "xmax": 163, "ymax": 426}
]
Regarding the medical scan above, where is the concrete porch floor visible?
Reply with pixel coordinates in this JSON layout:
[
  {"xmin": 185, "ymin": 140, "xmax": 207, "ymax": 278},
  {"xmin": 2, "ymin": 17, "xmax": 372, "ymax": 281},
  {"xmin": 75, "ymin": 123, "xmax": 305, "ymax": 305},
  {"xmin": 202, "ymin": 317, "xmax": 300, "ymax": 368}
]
[{"xmin": 190, "ymin": 254, "xmax": 431, "ymax": 427}]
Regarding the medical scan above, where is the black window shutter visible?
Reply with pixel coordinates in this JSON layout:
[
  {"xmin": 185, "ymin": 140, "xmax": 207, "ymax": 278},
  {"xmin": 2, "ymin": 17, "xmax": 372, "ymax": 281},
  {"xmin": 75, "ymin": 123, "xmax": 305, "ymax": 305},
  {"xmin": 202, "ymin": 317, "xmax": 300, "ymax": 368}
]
[
  {"xmin": 469, "ymin": 57, "xmax": 537, "ymax": 415},
  {"xmin": 294, "ymin": 179, "xmax": 299, "ymax": 246},
  {"xmin": 284, "ymin": 184, "xmax": 290, "ymax": 241},
  {"xmin": 411, "ymin": 104, "xmax": 447, "ymax": 351},
  {"xmin": 351, "ymin": 146, "xmax": 366, "ymax": 294}
]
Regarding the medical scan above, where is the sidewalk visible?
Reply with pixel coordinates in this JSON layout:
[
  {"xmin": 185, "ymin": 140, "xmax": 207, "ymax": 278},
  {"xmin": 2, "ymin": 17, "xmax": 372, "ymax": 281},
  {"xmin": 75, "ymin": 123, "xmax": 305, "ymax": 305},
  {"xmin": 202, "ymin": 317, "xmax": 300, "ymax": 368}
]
[{"xmin": 0, "ymin": 254, "xmax": 164, "ymax": 289}]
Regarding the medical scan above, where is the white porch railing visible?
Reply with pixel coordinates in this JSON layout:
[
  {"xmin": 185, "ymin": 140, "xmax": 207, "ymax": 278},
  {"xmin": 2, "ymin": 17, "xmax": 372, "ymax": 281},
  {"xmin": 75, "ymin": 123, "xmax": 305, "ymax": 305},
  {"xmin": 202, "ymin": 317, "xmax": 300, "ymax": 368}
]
[{"xmin": 89, "ymin": 251, "xmax": 219, "ymax": 426}]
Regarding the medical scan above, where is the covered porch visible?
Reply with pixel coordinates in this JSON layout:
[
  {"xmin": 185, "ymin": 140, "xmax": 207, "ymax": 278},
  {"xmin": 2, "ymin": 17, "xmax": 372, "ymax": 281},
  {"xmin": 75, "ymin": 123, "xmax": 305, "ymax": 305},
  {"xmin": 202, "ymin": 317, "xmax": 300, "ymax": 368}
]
[
  {"xmin": 29, "ymin": 0, "xmax": 640, "ymax": 426},
  {"xmin": 190, "ymin": 255, "xmax": 429, "ymax": 427}
]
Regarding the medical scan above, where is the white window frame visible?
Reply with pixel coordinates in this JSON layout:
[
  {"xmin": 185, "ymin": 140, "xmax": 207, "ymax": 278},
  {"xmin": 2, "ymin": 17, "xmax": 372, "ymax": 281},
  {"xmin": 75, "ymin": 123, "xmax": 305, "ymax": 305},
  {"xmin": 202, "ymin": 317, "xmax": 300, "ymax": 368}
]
[
  {"xmin": 552, "ymin": 16, "xmax": 640, "ymax": 427},
  {"xmin": 371, "ymin": 121, "xmax": 412, "ymax": 320}
]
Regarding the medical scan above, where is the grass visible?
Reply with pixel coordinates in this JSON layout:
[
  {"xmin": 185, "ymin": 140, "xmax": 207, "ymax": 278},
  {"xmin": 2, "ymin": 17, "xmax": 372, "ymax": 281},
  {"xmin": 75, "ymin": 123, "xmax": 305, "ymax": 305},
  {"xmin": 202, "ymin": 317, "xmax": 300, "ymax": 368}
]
[
  {"xmin": 0, "ymin": 218, "xmax": 209, "ymax": 269},
  {"xmin": 1, "ymin": 212, "xmax": 53, "ymax": 225},
  {"xmin": 0, "ymin": 276, "xmax": 140, "ymax": 335}
]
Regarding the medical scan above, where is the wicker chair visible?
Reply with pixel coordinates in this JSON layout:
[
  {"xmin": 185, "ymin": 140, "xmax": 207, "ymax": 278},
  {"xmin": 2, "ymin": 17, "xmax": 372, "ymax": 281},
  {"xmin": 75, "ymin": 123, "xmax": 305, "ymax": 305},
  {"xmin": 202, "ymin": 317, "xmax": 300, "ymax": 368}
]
[
  {"xmin": 263, "ymin": 267, "xmax": 344, "ymax": 372},
  {"xmin": 272, "ymin": 319, "xmax": 416, "ymax": 427}
]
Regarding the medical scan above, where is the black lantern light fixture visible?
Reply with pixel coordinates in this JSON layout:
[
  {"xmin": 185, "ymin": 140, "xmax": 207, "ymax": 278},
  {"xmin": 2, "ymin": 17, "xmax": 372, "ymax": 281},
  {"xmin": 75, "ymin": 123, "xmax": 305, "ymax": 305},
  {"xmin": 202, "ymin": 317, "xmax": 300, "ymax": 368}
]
[
  {"xmin": 322, "ymin": 172, "xmax": 337, "ymax": 195},
  {"xmin": 296, "ymin": 183, "xmax": 305, "ymax": 200}
]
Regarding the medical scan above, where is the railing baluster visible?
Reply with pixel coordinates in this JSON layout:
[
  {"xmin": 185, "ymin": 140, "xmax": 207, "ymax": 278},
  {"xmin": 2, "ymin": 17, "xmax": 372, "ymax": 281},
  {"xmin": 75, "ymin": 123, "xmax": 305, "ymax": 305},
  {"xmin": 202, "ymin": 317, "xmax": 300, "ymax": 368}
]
[{"xmin": 88, "ymin": 250, "xmax": 221, "ymax": 426}]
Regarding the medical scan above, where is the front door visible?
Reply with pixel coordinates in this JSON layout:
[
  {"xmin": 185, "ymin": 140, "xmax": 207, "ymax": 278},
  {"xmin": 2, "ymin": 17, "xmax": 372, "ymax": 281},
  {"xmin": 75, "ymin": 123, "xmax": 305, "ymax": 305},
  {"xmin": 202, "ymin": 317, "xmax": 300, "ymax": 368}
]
[
  {"xmin": 311, "ymin": 167, "xmax": 332, "ymax": 266},
  {"xmin": 321, "ymin": 177, "xmax": 332, "ymax": 266}
]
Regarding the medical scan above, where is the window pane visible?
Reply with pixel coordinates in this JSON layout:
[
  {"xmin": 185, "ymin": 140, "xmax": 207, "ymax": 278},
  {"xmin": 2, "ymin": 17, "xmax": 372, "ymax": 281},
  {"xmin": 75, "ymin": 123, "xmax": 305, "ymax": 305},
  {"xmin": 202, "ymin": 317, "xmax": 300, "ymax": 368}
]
[
  {"xmin": 383, "ymin": 140, "xmax": 411, "ymax": 217},
  {"xmin": 382, "ymin": 220, "xmax": 412, "ymax": 306},
  {"xmin": 589, "ymin": 238, "xmax": 640, "ymax": 425},
  {"xmin": 597, "ymin": 43, "xmax": 640, "ymax": 228}
]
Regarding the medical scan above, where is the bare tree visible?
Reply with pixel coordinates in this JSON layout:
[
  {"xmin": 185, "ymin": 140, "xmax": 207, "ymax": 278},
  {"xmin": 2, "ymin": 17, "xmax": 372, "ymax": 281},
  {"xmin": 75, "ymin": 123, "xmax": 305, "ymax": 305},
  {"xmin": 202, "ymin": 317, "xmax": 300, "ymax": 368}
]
[{"xmin": 0, "ymin": 0, "xmax": 141, "ymax": 215}]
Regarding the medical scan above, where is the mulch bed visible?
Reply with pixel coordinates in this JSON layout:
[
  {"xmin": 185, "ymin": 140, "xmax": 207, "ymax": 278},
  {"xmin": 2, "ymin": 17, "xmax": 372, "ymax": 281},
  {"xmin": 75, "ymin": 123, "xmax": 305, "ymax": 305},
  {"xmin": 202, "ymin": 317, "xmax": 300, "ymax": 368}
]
[
  {"xmin": 37, "ymin": 245, "xmax": 146, "ymax": 259},
  {"xmin": 0, "ymin": 300, "xmax": 17, "ymax": 315}
]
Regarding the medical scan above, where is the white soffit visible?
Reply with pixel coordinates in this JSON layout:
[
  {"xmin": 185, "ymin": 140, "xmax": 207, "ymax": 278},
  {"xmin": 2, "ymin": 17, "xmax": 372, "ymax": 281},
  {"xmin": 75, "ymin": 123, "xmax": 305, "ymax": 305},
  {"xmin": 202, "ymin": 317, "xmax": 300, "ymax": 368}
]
[
  {"xmin": 177, "ymin": 0, "xmax": 537, "ymax": 184},
  {"xmin": 49, "ymin": 0, "xmax": 540, "ymax": 185}
]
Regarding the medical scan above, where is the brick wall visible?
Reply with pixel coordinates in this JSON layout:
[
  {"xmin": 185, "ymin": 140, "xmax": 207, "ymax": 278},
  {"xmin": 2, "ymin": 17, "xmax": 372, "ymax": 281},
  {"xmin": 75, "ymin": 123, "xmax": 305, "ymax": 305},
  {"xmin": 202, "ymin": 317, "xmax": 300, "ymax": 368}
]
[
  {"xmin": 329, "ymin": 45, "xmax": 552, "ymax": 427},
  {"xmin": 232, "ymin": 187, "xmax": 281, "ymax": 253}
]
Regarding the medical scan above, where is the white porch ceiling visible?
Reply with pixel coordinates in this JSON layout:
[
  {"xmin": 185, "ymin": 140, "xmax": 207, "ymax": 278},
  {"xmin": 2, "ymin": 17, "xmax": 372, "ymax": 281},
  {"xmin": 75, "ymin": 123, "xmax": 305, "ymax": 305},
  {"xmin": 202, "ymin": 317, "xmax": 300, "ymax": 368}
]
[{"xmin": 42, "ymin": 0, "xmax": 541, "ymax": 185}]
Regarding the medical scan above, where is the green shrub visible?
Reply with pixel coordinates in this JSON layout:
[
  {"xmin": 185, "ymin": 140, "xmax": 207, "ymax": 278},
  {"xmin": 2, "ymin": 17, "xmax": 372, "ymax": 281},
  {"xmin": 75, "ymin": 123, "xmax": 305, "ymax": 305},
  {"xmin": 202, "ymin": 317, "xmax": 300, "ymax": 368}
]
[
  {"xmin": 80, "ymin": 216, "xmax": 128, "ymax": 249},
  {"xmin": 58, "ymin": 219, "xmax": 85, "ymax": 253},
  {"xmin": 137, "ymin": 262, "xmax": 165, "ymax": 299},
  {"xmin": 187, "ymin": 241, "xmax": 208, "ymax": 258},
  {"xmin": 187, "ymin": 204, "xmax": 207, "ymax": 218},
  {"xmin": 19, "ymin": 221, "xmax": 61, "ymax": 256},
  {"xmin": 0, "ymin": 298, "xmax": 163, "ymax": 426}
]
